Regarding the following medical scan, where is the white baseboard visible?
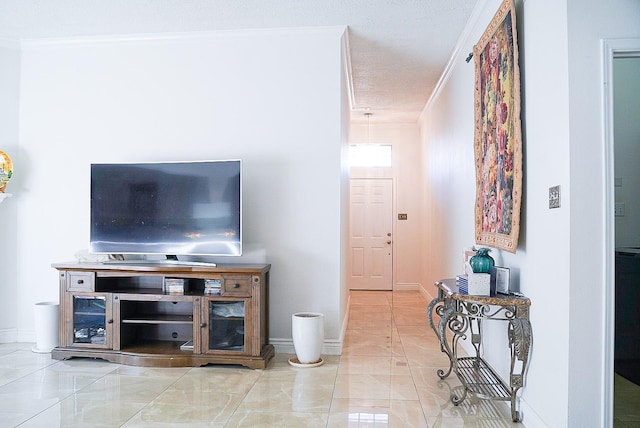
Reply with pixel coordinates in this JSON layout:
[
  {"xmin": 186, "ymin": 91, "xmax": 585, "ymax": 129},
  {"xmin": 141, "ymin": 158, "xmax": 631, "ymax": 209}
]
[
  {"xmin": 518, "ymin": 397, "xmax": 548, "ymax": 427},
  {"xmin": 419, "ymin": 284, "xmax": 436, "ymax": 300},
  {"xmin": 0, "ymin": 328, "xmax": 18, "ymax": 343},
  {"xmin": 394, "ymin": 282, "xmax": 420, "ymax": 291},
  {"xmin": 271, "ymin": 338, "xmax": 343, "ymax": 356},
  {"xmin": 0, "ymin": 329, "xmax": 35, "ymax": 344},
  {"xmin": 19, "ymin": 331, "xmax": 36, "ymax": 343},
  {"xmin": 340, "ymin": 294, "xmax": 350, "ymax": 346}
]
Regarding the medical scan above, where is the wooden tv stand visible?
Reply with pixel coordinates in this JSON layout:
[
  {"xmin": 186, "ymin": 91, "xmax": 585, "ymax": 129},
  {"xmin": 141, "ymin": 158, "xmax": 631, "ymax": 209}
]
[{"xmin": 51, "ymin": 262, "xmax": 274, "ymax": 369}]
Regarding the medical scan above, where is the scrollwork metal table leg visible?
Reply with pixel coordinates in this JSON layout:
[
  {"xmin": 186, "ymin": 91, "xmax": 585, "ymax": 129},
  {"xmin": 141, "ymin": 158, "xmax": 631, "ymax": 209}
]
[
  {"xmin": 427, "ymin": 296, "xmax": 442, "ymax": 337},
  {"xmin": 451, "ymin": 385, "xmax": 468, "ymax": 406},
  {"xmin": 436, "ymin": 306, "xmax": 455, "ymax": 379},
  {"xmin": 508, "ymin": 317, "xmax": 532, "ymax": 423},
  {"xmin": 511, "ymin": 399, "xmax": 522, "ymax": 422}
]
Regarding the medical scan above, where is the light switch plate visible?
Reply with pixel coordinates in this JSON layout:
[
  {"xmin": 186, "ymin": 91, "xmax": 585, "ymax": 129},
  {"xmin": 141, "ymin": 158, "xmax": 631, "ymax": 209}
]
[{"xmin": 549, "ymin": 186, "xmax": 560, "ymax": 209}]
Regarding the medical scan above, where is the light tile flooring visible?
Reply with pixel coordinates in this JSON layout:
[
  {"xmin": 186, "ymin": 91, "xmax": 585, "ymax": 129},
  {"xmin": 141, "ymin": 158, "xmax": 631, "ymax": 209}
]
[{"xmin": 0, "ymin": 290, "xmax": 524, "ymax": 427}]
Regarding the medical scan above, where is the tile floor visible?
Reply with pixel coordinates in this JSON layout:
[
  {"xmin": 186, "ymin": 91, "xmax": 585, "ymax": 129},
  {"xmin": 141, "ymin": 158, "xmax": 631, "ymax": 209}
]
[{"xmin": 0, "ymin": 290, "xmax": 526, "ymax": 427}]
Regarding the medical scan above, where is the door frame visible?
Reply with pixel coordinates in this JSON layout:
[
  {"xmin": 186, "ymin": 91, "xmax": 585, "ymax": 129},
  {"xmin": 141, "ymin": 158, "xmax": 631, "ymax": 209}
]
[{"xmin": 602, "ymin": 38, "xmax": 640, "ymax": 425}]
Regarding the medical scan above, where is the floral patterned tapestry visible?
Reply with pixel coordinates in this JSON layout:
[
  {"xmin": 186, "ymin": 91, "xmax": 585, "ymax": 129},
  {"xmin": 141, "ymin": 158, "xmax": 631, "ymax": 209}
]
[{"xmin": 473, "ymin": 0, "xmax": 523, "ymax": 253}]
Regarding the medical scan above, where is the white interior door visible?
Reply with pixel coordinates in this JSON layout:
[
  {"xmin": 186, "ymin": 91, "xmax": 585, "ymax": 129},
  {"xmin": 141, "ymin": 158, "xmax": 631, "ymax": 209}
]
[{"xmin": 349, "ymin": 178, "xmax": 393, "ymax": 290}]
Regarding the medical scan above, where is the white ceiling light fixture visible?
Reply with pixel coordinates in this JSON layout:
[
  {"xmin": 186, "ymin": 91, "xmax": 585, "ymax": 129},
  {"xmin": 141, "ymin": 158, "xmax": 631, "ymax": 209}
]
[{"xmin": 365, "ymin": 111, "xmax": 373, "ymax": 143}]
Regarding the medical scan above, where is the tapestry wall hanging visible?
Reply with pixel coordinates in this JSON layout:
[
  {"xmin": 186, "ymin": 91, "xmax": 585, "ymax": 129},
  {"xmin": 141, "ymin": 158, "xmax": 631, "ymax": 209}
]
[{"xmin": 473, "ymin": 0, "xmax": 523, "ymax": 253}]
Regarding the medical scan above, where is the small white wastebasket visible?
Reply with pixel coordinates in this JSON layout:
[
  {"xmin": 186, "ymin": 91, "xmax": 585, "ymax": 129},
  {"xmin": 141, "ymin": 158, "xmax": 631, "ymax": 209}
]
[{"xmin": 32, "ymin": 302, "xmax": 59, "ymax": 353}]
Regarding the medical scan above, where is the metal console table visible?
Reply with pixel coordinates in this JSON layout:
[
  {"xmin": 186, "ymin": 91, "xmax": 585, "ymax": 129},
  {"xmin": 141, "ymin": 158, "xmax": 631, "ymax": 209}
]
[{"xmin": 427, "ymin": 278, "xmax": 532, "ymax": 422}]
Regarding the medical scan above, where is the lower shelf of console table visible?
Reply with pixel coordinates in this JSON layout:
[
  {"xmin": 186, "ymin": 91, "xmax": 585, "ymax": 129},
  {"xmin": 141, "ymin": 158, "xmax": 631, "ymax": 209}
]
[{"xmin": 428, "ymin": 278, "xmax": 532, "ymax": 422}]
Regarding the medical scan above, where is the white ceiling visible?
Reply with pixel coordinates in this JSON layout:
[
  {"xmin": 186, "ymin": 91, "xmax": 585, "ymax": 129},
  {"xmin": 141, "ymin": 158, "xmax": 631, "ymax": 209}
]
[{"xmin": 0, "ymin": 0, "xmax": 477, "ymax": 123}]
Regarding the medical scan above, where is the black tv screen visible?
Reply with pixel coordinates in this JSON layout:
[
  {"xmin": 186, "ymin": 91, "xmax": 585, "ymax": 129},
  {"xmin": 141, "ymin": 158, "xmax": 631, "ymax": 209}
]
[{"xmin": 90, "ymin": 160, "xmax": 242, "ymax": 257}]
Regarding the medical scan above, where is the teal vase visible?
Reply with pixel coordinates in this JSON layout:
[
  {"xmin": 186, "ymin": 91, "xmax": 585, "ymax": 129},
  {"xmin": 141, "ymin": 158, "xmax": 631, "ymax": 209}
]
[{"xmin": 470, "ymin": 248, "xmax": 495, "ymax": 273}]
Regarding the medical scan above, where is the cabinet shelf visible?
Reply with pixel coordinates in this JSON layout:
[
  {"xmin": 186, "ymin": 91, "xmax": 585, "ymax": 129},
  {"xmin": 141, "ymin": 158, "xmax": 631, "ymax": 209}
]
[
  {"xmin": 210, "ymin": 316, "xmax": 243, "ymax": 321},
  {"xmin": 106, "ymin": 288, "xmax": 204, "ymax": 296},
  {"xmin": 122, "ymin": 314, "xmax": 194, "ymax": 324},
  {"xmin": 212, "ymin": 345, "xmax": 243, "ymax": 351},
  {"xmin": 121, "ymin": 340, "xmax": 192, "ymax": 354}
]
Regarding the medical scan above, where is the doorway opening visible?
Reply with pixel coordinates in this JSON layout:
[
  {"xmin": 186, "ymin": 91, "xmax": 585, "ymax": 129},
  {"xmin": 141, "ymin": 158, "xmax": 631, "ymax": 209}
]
[{"xmin": 603, "ymin": 38, "xmax": 640, "ymax": 426}]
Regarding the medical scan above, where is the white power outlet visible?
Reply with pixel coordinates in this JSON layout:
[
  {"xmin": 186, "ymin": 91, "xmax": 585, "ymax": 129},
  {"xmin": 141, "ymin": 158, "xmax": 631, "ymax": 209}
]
[{"xmin": 615, "ymin": 203, "xmax": 625, "ymax": 217}]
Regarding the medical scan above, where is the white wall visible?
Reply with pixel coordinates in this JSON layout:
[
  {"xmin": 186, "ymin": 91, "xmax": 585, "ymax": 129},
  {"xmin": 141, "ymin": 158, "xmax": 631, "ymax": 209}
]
[
  {"xmin": 349, "ymin": 122, "xmax": 423, "ymax": 290},
  {"xmin": 339, "ymin": 36, "xmax": 352, "ymax": 341},
  {"xmin": 420, "ymin": 0, "xmax": 640, "ymax": 426},
  {"xmin": 421, "ymin": 40, "xmax": 477, "ymax": 287},
  {"xmin": 567, "ymin": 1, "xmax": 640, "ymax": 426},
  {"xmin": 517, "ymin": 1, "xmax": 572, "ymax": 424},
  {"xmin": 15, "ymin": 27, "xmax": 349, "ymax": 352},
  {"xmin": 0, "ymin": 39, "xmax": 20, "ymax": 342}
]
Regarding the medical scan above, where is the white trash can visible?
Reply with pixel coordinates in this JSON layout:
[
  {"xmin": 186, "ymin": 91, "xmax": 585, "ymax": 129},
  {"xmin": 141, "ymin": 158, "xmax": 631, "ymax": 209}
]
[
  {"xmin": 290, "ymin": 312, "xmax": 324, "ymax": 367},
  {"xmin": 32, "ymin": 302, "xmax": 59, "ymax": 353}
]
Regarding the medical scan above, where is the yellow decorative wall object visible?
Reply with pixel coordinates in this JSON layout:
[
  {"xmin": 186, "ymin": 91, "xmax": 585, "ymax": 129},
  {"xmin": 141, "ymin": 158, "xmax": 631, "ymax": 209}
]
[{"xmin": 0, "ymin": 151, "xmax": 13, "ymax": 192}]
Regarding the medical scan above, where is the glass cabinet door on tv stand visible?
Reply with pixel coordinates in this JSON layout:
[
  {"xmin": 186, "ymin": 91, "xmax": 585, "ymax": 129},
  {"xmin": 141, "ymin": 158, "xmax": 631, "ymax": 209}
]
[
  {"xmin": 202, "ymin": 298, "xmax": 251, "ymax": 354},
  {"xmin": 66, "ymin": 292, "xmax": 113, "ymax": 349}
]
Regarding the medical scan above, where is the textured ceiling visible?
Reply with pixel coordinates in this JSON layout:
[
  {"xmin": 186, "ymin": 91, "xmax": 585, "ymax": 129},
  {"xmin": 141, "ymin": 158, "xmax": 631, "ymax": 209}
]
[{"xmin": 0, "ymin": 0, "xmax": 477, "ymax": 123}]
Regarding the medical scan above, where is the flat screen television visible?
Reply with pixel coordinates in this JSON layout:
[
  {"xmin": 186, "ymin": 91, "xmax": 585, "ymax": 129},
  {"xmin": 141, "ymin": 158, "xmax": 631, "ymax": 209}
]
[{"xmin": 90, "ymin": 160, "xmax": 241, "ymax": 258}]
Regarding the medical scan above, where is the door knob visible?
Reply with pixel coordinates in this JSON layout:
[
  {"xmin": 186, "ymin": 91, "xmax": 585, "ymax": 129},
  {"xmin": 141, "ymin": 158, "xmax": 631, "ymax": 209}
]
[
  {"xmin": 387, "ymin": 233, "xmax": 391, "ymax": 237},
  {"xmin": 387, "ymin": 240, "xmax": 392, "ymax": 245}
]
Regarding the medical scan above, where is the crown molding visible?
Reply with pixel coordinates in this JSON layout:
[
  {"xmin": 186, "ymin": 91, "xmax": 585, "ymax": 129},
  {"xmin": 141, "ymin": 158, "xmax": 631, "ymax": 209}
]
[
  {"xmin": 20, "ymin": 25, "xmax": 348, "ymax": 49},
  {"xmin": 420, "ymin": 0, "xmax": 488, "ymax": 122}
]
